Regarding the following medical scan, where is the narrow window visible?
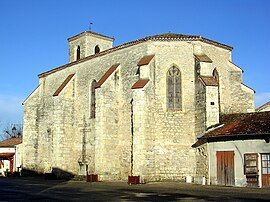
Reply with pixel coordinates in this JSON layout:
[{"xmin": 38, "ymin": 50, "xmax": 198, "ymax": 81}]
[
  {"xmin": 94, "ymin": 45, "xmax": 100, "ymax": 54},
  {"xmin": 76, "ymin": 46, "xmax": 81, "ymax": 60},
  {"xmin": 90, "ymin": 80, "xmax": 96, "ymax": 118},
  {"xmin": 213, "ymin": 68, "xmax": 220, "ymax": 111},
  {"xmin": 167, "ymin": 66, "xmax": 181, "ymax": 110}
]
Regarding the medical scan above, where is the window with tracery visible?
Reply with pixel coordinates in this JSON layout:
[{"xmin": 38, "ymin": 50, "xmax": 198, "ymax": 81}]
[
  {"xmin": 167, "ymin": 66, "xmax": 181, "ymax": 110},
  {"xmin": 90, "ymin": 80, "xmax": 96, "ymax": 118},
  {"xmin": 76, "ymin": 46, "xmax": 81, "ymax": 60}
]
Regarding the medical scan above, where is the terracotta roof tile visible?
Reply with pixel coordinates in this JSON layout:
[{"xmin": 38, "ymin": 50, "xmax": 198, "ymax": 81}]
[
  {"xmin": 0, "ymin": 153, "xmax": 15, "ymax": 159},
  {"xmin": 194, "ymin": 54, "xmax": 212, "ymax": 63},
  {"xmin": 95, "ymin": 63, "xmax": 120, "ymax": 88},
  {"xmin": 192, "ymin": 112, "xmax": 270, "ymax": 147},
  {"xmin": 199, "ymin": 76, "xmax": 218, "ymax": 86},
  {"xmin": 53, "ymin": 73, "xmax": 75, "ymax": 96},
  {"xmin": 131, "ymin": 79, "xmax": 149, "ymax": 89},
  {"xmin": 137, "ymin": 55, "xmax": 155, "ymax": 66},
  {"xmin": 0, "ymin": 137, "xmax": 22, "ymax": 147},
  {"xmin": 38, "ymin": 33, "xmax": 232, "ymax": 78}
]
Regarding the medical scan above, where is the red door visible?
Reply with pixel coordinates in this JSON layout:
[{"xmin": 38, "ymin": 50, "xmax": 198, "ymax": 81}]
[
  {"xmin": 217, "ymin": 151, "xmax": 235, "ymax": 186},
  {"xmin": 261, "ymin": 153, "xmax": 270, "ymax": 187}
]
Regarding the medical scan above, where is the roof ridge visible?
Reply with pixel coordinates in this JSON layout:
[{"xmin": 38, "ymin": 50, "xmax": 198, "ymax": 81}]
[{"xmin": 39, "ymin": 32, "xmax": 233, "ymax": 78}]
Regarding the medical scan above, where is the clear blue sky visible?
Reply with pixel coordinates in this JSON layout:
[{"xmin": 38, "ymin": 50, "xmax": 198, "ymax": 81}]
[{"xmin": 0, "ymin": 0, "xmax": 269, "ymax": 128}]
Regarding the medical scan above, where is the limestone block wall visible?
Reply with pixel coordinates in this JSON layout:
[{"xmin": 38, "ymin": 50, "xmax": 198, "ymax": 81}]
[
  {"xmin": 201, "ymin": 42, "xmax": 254, "ymax": 114},
  {"xmin": 23, "ymin": 36, "xmax": 255, "ymax": 181},
  {"xmin": 205, "ymin": 86, "xmax": 219, "ymax": 128}
]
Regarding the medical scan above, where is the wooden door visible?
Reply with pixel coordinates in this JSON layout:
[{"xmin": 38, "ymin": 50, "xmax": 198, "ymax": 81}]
[
  {"xmin": 261, "ymin": 153, "xmax": 270, "ymax": 187},
  {"xmin": 217, "ymin": 151, "xmax": 235, "ymax": 186}
]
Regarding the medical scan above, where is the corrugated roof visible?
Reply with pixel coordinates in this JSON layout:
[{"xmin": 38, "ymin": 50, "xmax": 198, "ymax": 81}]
[
  {"xmin": 0, "ymin": 137, "xmax": 22, "ymax": 147},
  {"xmin": 194, "ymin": 54, "xmax": 212, "ymax": 63},
  {"xmin": 192, "ymin": 111, "xmax": 270, "ymax": 147},
  {"xmin": 131, "ymin": 79, "xmax": 149, "ymax": 89},
  {"xmin": 137, "ymin": 54, "xmax": 155, "ymax": 66},
  {"xmin": 38, "ymin": 33, "xmax": 233, "ymax": 78},
  {"xmin": 199, "ymin": 76, "xmax": 218, "ymax": 86},
  {"xmin": 95, "ymin": 63, "xmax": 120, "ymax": 88},
  {"xmin": 53, "ymin": 73, "xmax": 75, "ymax": 96}
]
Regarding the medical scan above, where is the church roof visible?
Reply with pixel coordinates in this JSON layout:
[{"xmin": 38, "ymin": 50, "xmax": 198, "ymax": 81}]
[
  {"xmin": 192, "ymin": 111, "xmax": 270, "ymax": 147},
  {"xmin": 68, "ymin": 31, "xmax": 115, "ymax": 41},
  {"xmin": 0, "ymin": 137, "xmax": 22, "ymax": 147},
  {"xmin": 38, "ymin": 32, "xmax": 233, "ymax": 78}
]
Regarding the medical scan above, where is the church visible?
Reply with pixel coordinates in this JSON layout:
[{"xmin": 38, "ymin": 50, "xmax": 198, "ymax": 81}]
[{"xmin": 22, "ymin": 30, "xmax": 254, "ymax": 183}]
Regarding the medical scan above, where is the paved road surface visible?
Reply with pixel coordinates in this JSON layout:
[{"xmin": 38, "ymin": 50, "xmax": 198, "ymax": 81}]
[{"xmin": 0, "ymin": 177, "xmax": 270, "ymax": 201}]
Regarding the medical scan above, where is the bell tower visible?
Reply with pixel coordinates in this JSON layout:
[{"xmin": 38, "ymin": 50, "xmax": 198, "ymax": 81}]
[{"xmin": 67, "ymin": 31, "xmax": 114, "ymax": 63}]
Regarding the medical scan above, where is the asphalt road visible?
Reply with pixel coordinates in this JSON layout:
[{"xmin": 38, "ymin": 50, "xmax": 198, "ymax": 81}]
[{"xmin": 0, "ymin": 177, "xmax": 270, "ymax": 201}]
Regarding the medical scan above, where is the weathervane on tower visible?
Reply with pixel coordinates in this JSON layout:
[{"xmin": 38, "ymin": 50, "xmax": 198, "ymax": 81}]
[{"xmin": 89, "ymin": 22, "xmax": 93, "ymax": 31}]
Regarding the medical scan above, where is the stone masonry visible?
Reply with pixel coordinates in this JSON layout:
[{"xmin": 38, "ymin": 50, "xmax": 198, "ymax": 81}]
[{"xmin": 22, "ymin": 31, "xmax": 254, "ymax": 182}]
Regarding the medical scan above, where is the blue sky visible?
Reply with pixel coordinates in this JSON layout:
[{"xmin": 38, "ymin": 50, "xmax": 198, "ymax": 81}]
[{"xmin": 0, "ymin": 0, "xmax": 269, "ymax": 128}]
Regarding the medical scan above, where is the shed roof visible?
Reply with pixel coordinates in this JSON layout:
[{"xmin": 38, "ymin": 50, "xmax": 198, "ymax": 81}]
[
  {"xmin": 131, "ymin": 79, "xmax": 149, "ymax": 89},
  {"xmin": 194, "ymin": 54, "xmax": 212, "ymax": 63},
  {"xmin": 95, "ymin": 63, "xmax": 120, "ymax": 88},
  {"xmin": 192, "ymin": 111, "xmax": 270, "ymax": 147},
  {"xmin": 0, "ymin": 137, "xmax": 22, "ymax": 147},
  {"xmin": 137, "ymin": 54, "xmax": 155, "ymax": 66},
  {"xmin": 199, "ymin": 76, "xmax": 218, "ymax": 86}
]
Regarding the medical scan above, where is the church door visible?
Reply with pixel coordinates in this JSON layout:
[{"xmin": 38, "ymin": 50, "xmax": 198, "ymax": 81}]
[{"xmin": 217, "ymin": 151, "xmax": 235, "ymax": 186}]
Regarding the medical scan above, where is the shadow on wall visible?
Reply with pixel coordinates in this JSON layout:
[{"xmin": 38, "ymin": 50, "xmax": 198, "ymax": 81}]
[{"xmin": 21, "ymin": 167, "xmax": 74, "ymax": 180}]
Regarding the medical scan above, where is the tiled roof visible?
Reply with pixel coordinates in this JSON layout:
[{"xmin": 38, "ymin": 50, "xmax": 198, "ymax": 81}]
[
  {"xmin": 256, "ymin": 101, "xmax": 270, "ymax": 112},
  {"xmin": 199, "ymin": 76, "xmax": 218, "ymax": 86},
  {"xmin": 53, "ymin": 73, "xmax": 75, "ymax": 96},
  {"xmin": 194, "ymin": 54, "xmax": 212, "ymax": 63},
  {"xmin": 137, "ymin": 54, "xmax": 155, "ymax": 66},
  {"xmin": 95, "ymin": 63, "xmax": 120, "ymax": 88},
  {"xmin": 68, "ymin": 31, "xmax": 114, "ymax": 41},
  {"xmin": 131, "ymin": 79, "xmax": 149, "ymax": 89},
  {"xmin": 38, "ymin": 33, "xmax": 233, "ymax": 78},
  {"xmin": 192, "ymin": 111, "xmax": 270, "ymax": 147},
  {"xmin": 0, "ymin": 137, "xmax": 22, "ymax": 147},
  {"xmin": 0, "ymin": 153, "xmax": 15, "ymax": 159}
]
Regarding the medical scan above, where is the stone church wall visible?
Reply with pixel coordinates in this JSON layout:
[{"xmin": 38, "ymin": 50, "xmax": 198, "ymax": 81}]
[{"xmin": 23, "ymin": 36, "xmax": 254, "ymax": 181}]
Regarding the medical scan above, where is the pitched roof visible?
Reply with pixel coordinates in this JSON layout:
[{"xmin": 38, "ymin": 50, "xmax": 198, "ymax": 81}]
[
  {"xmin": 194, "ymin": 54, "xmax": 212, "ymax": 63},
  {"xmin": 131, "ymin": 79, "xmax": 149, "ymax": 89},
  {"xmin": 53, "ymin": 73, "xmax": 75, "ymax": 96},
  {"xmin": 199, "ymin": 76, "xmax": 218, "ymax": 86},
  {"xmin": 192, "ymin": 111, "xmax": 270, "ymax": 147},
  {"xmin": 0, "ymin": 137, "xmax": 22, "ymax": 147},
  {"xmin": 38, "ymin": 33, "xmax": 233, "ymax": 78},
  {"xmin": 256, "ymin": 101, "xmax": 270, "ymax": 112},
  {"xmin": 68, "ymin": 31, "xmax": 114, "ymax": 41},
  {"xmin": 137, "ymin": 54, "xmax": 155, "ymax": 66},
  {"xmin": 95, "ymin": 63, "xmax": 120, "ymax": 88}
]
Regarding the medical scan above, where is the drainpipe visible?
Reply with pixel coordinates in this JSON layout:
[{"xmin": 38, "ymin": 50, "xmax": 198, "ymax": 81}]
[{"xmin": 130, "ymin": 99, "xmax": 134, "ymax": 176}]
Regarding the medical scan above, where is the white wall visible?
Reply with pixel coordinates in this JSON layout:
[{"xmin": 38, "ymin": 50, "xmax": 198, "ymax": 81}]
[{"xmin": 208, "ymin": 139, "xmax": 270, "ymax": 187}]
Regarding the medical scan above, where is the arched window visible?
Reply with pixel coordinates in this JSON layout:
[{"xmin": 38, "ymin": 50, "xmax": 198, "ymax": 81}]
[
  {"xmin": 90, "ymin": 80, "xmax": 96, "ymax": 118},
  {"xmin": 76, "ymin": 46, "xmax": 81, "ymax": 60},
  {"xmin": 167, "ymin": 66, "xmax": 181, "ymax": 110},
  {"xmin": 94, "ymin": 45, "xmax": 100, "ymax": 54}
]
